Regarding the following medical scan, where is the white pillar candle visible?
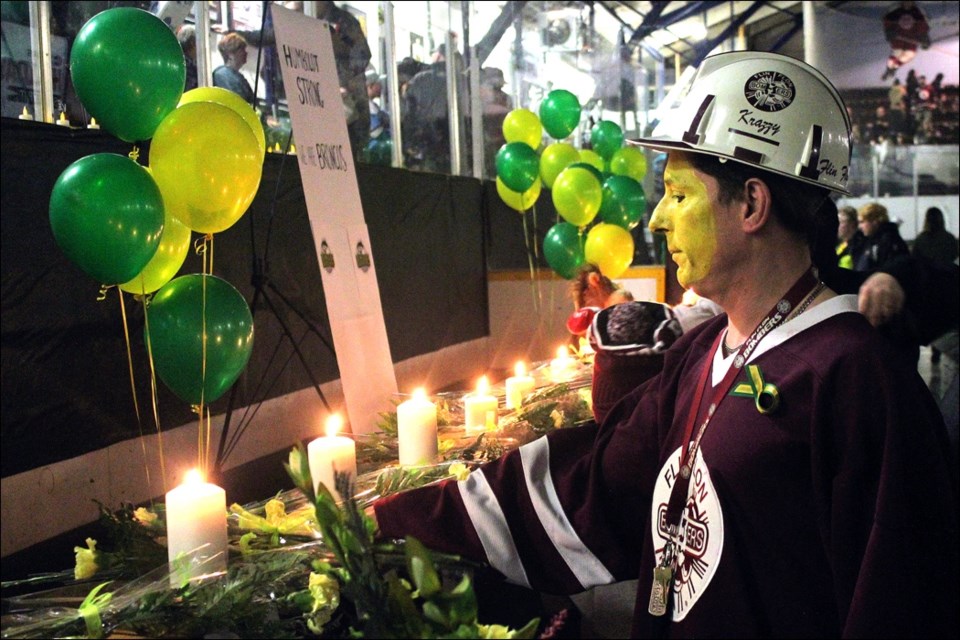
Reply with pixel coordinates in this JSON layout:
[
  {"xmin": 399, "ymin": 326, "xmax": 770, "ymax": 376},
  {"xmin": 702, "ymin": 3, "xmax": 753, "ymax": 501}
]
[
  {"xmin": 397, "ymin": 387, "xmax": 438, "ymax": 466},
  {"xmin": 464, "ymin": 375, "xmax": 498, "ymax": 433},
  {"xmin": 505, "ymin": 361, "xmax": 535, "ymax": 410},
  {"xmin": 307, "ymin": 414, "xmax": 357, "ymax": 502},
  {"xmin": 165, "ymin": 469, "xmax": 227, "ymax": 586},
  {"xmin": 550, "ymin": 345, "xmax": 575, "ymax": 382}
]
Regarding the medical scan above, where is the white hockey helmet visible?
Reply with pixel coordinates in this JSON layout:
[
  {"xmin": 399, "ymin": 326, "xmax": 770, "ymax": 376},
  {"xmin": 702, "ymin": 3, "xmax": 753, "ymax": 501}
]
[{"xmin": 632, "ymin": 51, "xmax": 852, "ymax": 195}]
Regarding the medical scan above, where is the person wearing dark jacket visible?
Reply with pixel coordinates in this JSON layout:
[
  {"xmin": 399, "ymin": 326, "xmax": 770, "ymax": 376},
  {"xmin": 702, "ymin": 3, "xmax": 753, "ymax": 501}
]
[{"xmin": 854, "ymin": 201, "xmax": 909, "ymax": 272}]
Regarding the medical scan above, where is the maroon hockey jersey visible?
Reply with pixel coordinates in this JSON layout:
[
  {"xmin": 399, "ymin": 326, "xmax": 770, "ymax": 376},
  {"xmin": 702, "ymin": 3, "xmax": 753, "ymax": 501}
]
[{"xmin": 375, "ymin": 296, "xmax": 958, "ymax": 637}]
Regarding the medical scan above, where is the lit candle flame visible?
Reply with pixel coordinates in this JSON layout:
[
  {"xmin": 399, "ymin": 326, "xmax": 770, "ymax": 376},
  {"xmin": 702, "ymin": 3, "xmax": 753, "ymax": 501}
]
[
  {"xmin": 325, "ymin": 413, "xmax": 343, "ymax": 438},
  {"xmin": 184, "ymin": 468, "xmax": 203, "ymax": 485},
  {"xmin": 556, "ymin": 345, "xmax": 569, "ymax": 359},
  {"xmin": 90, "ymin": 117, "xmax": 97, "ymax": 126},
  {"xmin": 514, "ymin": 361, "xmax": 527, "ymax": 377},
  {"xmin": 477, "ymin": 375, "xmax": 489, "ymax": 394},
  {"xmin": 58, "ymin": 111, "xmax": 67, "ymax": 122},
  {"xmin": 21, "ymin": 107, "xmax": 29, "ymax": 117},
  {"xmin": 412, "ymin": 387, "xmax": 426, "ymax": 400}
]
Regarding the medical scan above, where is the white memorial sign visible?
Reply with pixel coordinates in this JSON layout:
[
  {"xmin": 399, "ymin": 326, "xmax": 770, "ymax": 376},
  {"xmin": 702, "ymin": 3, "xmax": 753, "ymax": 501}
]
[{"xmin": 272, "ymin": 6, "xmax": 397, "ymax": 434}]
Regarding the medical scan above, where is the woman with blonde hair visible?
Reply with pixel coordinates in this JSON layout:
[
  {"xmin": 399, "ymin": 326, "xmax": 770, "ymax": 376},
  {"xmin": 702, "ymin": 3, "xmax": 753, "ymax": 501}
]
[
  {"xmin": 855, "ymin": 202, "xmax": 909, "ymax": 272},
  {"xmin": 213, "ymin": 32, "xmax": 254, "ymax": 104}
]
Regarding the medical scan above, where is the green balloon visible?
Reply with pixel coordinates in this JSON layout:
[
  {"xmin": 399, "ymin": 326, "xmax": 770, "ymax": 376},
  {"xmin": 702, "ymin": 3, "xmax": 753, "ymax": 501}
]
[
  {"xmin": 552, "ymin": 166, "xmax": 602, "ymax": 227},
  {"xmin": 539, "ymin": 142, "xmax": 580, "ymax": 189},
  {"xmin": 600, "ymin": 175, "xmax": 647, "ymax": 230},
  {"xmin": 148, "ymin": 274, "xmax": 254, "ymax": 405},
  {"xmin": 590, "ymin": 120, "xmax": 625, "ymax": 161},
  {"xmin": 496, "ymin": 142, "xmax": 540, "ymax": 193},
  {"xmin": 539, "ymin": 90, "xmax": 581, "ymax": 139},
  {"xmin": 567, "ymin": 161, "xmax": 604, "ymax": 185},
  {"xmin": 70, "ymin": 8, "xmax": 185, "ymax": 141},
  {"xmin": 362, "ymin": 137, "xmax": 393, "ymax": 165},
  {"xmin": 543, "ymin": 222, "xmax": 585, "ymax": 279},
  {"xmin": 49, "ymin": 153, "xmax": 164, "ymax": 284}
]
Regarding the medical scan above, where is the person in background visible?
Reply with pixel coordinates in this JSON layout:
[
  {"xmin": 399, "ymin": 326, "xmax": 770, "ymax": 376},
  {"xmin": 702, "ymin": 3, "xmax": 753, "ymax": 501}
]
[
  {"xmin": 855, "ymin": 202, "xmax": 910, "ymax": 272},
  {"xmin": 913, "ymin": 206, "xmax": 959, "ymax": 269},
  {"xmin": 366, "ymin": 69, "xmax": 389, "ymax": 140},
  {"xmin": 371, "ymin": 51, "xmax": 957, "ymax": 637},
  {"xmin": 480, "ymin": 67, "xmax": 511, "ymax": 179},
  {"xmin": 912, "ymin": 206, "xmax": 959, "ymax": 365},
  {"xmin": 402, "ymin": 40, "xmax": 468, "ymax": 174},
  {"xmin": 316, "ymin": 0, "xmax": 372, "ymax": 162},
  {"xmin": 213, "ymin": 32, "xmax": 254, "ymax": 104},
  {"xmin": 835, "ymin": 205, "xmax": 862, "ymax": 270},
  {"xmin": 176, "ymin": 24, "xmax": 198, "ymax": 92},
  {"xmin": 362, "ymin": 69, "xmax": 392, "ymax": 166}
]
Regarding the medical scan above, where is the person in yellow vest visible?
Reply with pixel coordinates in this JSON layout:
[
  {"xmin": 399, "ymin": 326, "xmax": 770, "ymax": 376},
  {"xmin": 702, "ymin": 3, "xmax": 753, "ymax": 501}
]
[{"xmin": 835, "ymin": 205, "xmax": 862, "ymax": 270}]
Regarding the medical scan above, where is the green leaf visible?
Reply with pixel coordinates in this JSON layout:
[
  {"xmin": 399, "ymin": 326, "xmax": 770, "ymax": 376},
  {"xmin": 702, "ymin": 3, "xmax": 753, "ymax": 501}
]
[{"xmin": 405, "ymin": 537, "xmax": 442, "ymax": 598}]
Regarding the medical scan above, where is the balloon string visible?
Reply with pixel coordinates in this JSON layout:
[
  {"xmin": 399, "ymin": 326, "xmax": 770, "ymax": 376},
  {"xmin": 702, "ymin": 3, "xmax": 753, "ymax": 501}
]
[
  {"xmin": 141, "ymin": 291, "xmax": 168, "ymax": 495},
  {"xmin": 521, "ymin": 211, "xmax": 540, "ymax": 316},
  {"xmin": 117, "ymin": 288, "xmax": 150, "ymax": 493},
  {"xmin": 128, "ymin": 145, "xmax": 140, "ymax": 163},
  {"xmin": 199, "ymin": 256, "xmax": 209, "ymax": 473},
  {"xmin": 531, "ymin": 202, "xmax": 544, "ymax": 312}
]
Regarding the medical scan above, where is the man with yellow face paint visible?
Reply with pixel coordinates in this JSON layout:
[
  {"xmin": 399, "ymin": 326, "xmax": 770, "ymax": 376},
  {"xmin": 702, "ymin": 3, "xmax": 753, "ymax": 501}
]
[{"xmin": 371, "ymin": 52, "xmax": 958, "ymax": 637}]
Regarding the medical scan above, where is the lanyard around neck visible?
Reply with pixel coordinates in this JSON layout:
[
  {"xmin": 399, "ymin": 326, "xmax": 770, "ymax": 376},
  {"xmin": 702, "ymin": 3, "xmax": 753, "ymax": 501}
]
[{"xmin": 665, "ymin": 267, "xmax": 818, "ymax": 520}]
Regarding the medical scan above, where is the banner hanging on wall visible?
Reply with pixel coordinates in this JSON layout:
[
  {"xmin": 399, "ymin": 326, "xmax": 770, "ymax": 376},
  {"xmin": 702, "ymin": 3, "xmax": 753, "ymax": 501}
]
[{"xmin": 272, "ymin": 6, "xmax": 398, "ymax": 434}]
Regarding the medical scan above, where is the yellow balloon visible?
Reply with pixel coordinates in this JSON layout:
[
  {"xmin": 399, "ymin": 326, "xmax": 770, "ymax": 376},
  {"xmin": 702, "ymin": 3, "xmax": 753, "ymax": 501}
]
[
  {"xmin": 609, "ymin": 146, "xmax": 648, "ymax": 182},
  {"xmin": 579, "ymin": 148, "xmax": 605, "ymax": 173},
  {"xmin": 497, "ymin": 176, "xmax": 542, "ymax": 212},
  {"xmin": 179, "ymin": 87, "xmax": 266, "ymax": 159},
  {"xmin": 539, "ymin": 142, "xmax": 580, "ymax": 189},
  {"xmin": 118, "ymin": 212, "xmax": 191, "ymax": 294},
  {"xmin": 149, "ymin": 102, "xmax": 263, "ymax": 234},
  {"xmin": 502, "ymin": 108, "xmax": 543, "ymax": 150},
  {"xmin": 585, "ymin": 223, "xmax": 634, "ymax": 279}
]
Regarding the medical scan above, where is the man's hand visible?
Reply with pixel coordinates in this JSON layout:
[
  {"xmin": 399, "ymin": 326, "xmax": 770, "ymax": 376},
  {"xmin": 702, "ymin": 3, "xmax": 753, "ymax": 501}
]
[{"xmin": 858, "ymin": 272, "xmax": 906, "ymax": 327}]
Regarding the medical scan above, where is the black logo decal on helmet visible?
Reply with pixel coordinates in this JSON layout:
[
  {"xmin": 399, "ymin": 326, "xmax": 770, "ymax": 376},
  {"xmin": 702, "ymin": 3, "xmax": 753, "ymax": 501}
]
[{"xmin": 744, "ymin": 71, "xmax": 795, "ymax": 112}]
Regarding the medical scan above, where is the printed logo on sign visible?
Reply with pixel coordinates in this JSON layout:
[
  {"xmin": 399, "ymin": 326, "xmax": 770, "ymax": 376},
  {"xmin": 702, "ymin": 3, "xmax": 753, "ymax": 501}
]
[
  {"xmin": 320, "ymin": 240, "xmax": 335, "ymax": 273},
  {"xmin": 651, "ymin": 447, "xmax": 724, "ymax": 621},
  {"xmin": 744, "ymin": 71, "xmax": 795, "ymax": 112},
  {"xmin": 355, "ymin": 241, "xmax": 371, "ymax": 272}
]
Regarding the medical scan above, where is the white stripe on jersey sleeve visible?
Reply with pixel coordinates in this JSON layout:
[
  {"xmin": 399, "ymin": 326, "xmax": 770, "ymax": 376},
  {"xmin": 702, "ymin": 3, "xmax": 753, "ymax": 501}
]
[
  {"xmin": 457, "ymin": 470, "xmax": 531, "ymax": 588},
  {"xmin": 519, "ymin": 437, "xmax": 615, "ymax": 589}
]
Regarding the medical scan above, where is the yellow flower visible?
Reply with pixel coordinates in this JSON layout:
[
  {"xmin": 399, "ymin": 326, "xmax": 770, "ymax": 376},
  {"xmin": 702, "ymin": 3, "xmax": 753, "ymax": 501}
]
[
  {"xmin": 74, "ymin": 537, "xmax": 99, "ymax": 580},
  {"xmin": 264, "ymin": 498, "xmax": 287, "ymax": 524},
  {"xmin": 550, "ymin": 409, "xmax": 564, "ymax": 428},
  {"xmin": 477, "ymin": 622, "xmax": 522, "ymax": 638},
  {"xmin": 133, "ymin": 507, "xmax": 158, "ymax": 527},
  {"xmin": 448, "ymin": 462, "xmax": 470, "ymax": 482},
  {"xmin": 306, "ymin": 572, "xmax": 340, "ymax": 634}
]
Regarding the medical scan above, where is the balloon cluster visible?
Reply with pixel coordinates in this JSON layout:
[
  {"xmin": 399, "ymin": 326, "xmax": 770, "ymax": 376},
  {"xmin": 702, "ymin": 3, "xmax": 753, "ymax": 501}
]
[
  {"xmin": 47, "ymin": 8, "xmax": 260, "ymax": 404},
  {"xmin": 494, "ymin": 89, "xmax": 648, "ymax": 281}
]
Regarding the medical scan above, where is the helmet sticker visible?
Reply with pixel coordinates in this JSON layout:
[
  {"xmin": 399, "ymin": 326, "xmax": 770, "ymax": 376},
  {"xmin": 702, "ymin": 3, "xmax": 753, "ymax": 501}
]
[{"xmin": 744, "ymin": 71, "xmax": 795, "ymax": 112}]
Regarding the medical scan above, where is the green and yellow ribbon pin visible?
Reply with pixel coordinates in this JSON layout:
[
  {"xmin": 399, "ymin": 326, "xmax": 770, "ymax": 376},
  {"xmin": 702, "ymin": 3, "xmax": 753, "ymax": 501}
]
[{"xmin": 730, "ymin": 364, "xmax": 781, "ymax": 414}]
